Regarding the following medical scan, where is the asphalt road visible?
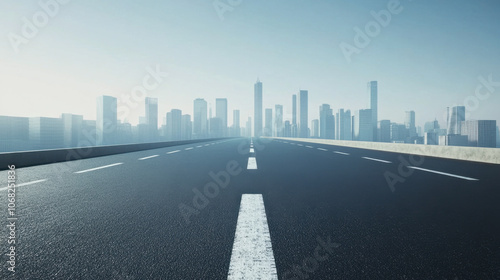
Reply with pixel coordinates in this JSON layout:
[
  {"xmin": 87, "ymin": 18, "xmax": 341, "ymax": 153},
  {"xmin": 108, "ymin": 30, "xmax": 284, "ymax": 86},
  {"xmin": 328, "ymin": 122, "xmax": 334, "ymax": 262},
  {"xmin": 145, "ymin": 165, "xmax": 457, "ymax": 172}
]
[{"xmin": 0, "ymin": 137, "xmax": 499, "ymax": 279}]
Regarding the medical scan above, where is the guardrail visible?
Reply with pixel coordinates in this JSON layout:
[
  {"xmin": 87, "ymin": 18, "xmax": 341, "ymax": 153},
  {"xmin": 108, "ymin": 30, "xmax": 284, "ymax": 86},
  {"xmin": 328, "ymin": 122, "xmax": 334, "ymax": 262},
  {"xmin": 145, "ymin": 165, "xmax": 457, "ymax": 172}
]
[
  {"xmin": 268, "ymin": 137, "xmax": 500, "ymax": 164},
  {"xmin": 0, "ymin": 138, "xmax": 233, "ymax": 171}
]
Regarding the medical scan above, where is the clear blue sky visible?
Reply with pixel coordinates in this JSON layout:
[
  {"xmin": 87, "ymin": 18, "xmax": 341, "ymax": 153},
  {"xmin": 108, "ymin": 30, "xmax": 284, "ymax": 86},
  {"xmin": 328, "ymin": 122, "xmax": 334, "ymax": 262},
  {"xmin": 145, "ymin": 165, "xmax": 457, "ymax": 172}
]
[{"xmin": 1, "ymin": 0, "xmax": 499, "ymax": 128}]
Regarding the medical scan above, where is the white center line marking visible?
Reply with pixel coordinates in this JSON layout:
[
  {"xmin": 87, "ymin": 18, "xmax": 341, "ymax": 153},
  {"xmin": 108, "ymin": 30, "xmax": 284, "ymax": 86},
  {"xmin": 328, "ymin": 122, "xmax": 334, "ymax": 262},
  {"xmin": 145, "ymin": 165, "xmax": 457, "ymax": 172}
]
[
  {"xmin": 196, "ymin": 145, "xmax": 203, "ymax": 148},
  {"xmin": 204, "ymin": 144, "xmax": 210, "ymax": 146},
  {"xmin": 228, "ymin": 194, "xmax": 278, "ymax": 280},
  {"xmin": 74, "ymin": 163, "xmax": 123, "ymax": 174},
  {"xmin": 185, "ymin": 147, "xmax": 194, "ymax": 150},
  {"xmin": 0, "ymin": 179, "xmax": 47, "ymax": 191},
  {"xmin": 317, "ymin": 148, "xmax": 328, "ymax": 151},
  {"xmin": 290, "ymin": 143, "xmax": 296, "ymax": 145},
  {"xmin": 138, "ymin": 155, "xmax": 159, "ymax": 160},
  {"xmin": 362, "ymin": 157, "xmax": 392, "ymax": 164},
  {"xmin": 334, "ymin": 151, "xmax": 350, "ymax": 155},
  {"xmin": 306, "ymin": 145, "xmax": 314, "ymax": 148},
  {"xmin": 250, "ymin": 148, "xmax": 255, "ymax": 153},
  {"xmin": 167, "ymin": 150, "xmax": 181, "ymax": 154},
  {"xmin": 297, "ymin": 144, "xmax": 304, "ymax": 146},
  {"xmin": 247, "ymin": 157, "xmax": 258, "ymax": 170},
  {"xmin": 408, "ymin": 166, "xmax": 479, "ymax": 181}
]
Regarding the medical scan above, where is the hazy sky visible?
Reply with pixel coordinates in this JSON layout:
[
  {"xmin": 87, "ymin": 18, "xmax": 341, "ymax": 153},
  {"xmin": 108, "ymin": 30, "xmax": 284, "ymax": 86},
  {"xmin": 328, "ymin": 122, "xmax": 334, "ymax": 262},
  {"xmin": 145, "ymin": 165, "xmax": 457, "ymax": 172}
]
[{"xmin": 1, "ymin": 0, "xmax": 499, "ymax": 129}]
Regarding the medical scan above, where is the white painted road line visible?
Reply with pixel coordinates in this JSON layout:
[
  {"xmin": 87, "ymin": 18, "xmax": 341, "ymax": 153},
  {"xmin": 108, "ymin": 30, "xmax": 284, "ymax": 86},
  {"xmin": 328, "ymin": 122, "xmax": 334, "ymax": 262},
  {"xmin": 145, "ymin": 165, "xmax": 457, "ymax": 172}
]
[
  {"xmin": 408, "ymin": 166, "xmax": 479, "ymax": 181},
  {"xmin": 185, "ymin": 147, "xmax": 194, "ymax": 150},
  {"xmin": 167, "ymin": 150, "xmax": 181, "ymax": 154},
  {"xmin": 227, "ymin": 194, "xmax": 278, "ymax": 280},
  {"xmin": 317, "ymin": 148, "xmax": 328, "ymax": 151},
  {"xmin": 247, "ymin": 157, "xmax": 258, "ymax": 170},
  {"xmin": 74, "ymin": 163, "xmax": 123, "ymax": 174},
  {"xmin": 138, "ymin": 155, "xmax": 159, "ymax": 160},
  {"xmin": 196, "ymin": 145, "xmax": 203, "ymax": 148},
  {"xmin": 306, "ymin": 145, "xmax": 314, "ymax": 148},
  {"xmin": 0, "ymin": 179, "xmax": 47, "ymax": 191},
  {"xmin": 290, "ymin": 143, "xmax": 296, "ymax": 145},
  {"xmin": 250, "ymin": 148, "xmax": 255, "ymax": 153},
  {"xmin": 334, "ymin": 151, "xmax": 350, "ymax": 156},
  {"xmin": 297, "ymin": 144, "xmax": 304, "ymax": 146},
  {"xmin": 362, "ymin": 157, "xmax": 392, "ymax": 164}
]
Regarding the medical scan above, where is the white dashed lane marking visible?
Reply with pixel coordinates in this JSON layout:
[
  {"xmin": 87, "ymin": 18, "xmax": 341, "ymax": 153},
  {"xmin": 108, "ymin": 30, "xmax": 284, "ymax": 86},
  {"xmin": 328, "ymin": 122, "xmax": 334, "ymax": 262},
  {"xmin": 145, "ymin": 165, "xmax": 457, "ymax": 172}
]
[
  {"xmin": 227, "ymin": 194, "xmax": 278, "ymax": 280},
  {"xmin": 74, "ymin": 163, "xmax": 123, "ymax": 174},
  {"xmin": 167, "ymin": 150, "xmax": 181, "ymax": 154},
  {"xmin": 362, "ymin": 157, "xmax": 391, "ymax": 164},
  {"xmin": 408, "ymin": 166, "xmax": 479, "ymax": 181},
  {"xmin": 0, "ymin": 179, "xmax": 48, "ymax": 191},
  {"xmin": 247, "ymin": 157, "xmax": 258, "ymax": 170},
  {"xmin": 138, "ymin": 155, "xmax": 159, "ymax": 160}
]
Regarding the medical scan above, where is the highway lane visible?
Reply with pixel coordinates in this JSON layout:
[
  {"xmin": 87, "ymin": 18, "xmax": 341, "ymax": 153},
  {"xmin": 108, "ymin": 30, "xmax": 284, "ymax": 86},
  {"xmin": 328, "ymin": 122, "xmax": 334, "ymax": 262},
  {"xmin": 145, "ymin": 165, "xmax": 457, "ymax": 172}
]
[{"xmin": 0, "ymin": 137, "xmax": 499, "ymax": 279}]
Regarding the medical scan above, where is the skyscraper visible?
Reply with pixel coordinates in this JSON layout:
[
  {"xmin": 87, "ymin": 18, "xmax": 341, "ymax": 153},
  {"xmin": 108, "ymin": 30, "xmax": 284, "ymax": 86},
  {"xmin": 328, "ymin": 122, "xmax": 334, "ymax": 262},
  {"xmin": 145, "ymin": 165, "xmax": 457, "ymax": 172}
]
[
  {"xmin": 181, "ymin": 114, "xmax": 192, "ymax": 140},
  {"xmin": 61, "ymin": 113, "xmax": 83, "ymax": 148},
  {"xmin": 368, "ymin": 81, "xmax": 378, "ymax": 141},
  {"xmin": 193, "ymin": 98, "xmax": 208, "ymax": 139},
  {"xmin": 168, "ymin": 109, "xmax": 182, "ymax": 141},
  {"xmin": 447, "ymin": 106, "xmax": 466, "ymax": 135},
  {"xmin": 378, "ymin": 120, "xmax": 391, "ymax": 143},
  {"xmin": 265, "ymin": 108, "xmax": 273, "ymax": 136},
  {"xmin": 254, "ymin": 79, "xmax": 263, "ymax": 137},
  {"xmin": 29, "ymin": 117, "xmax": 64, "ymax": 150},
  {"xmin": 216, "ymin": 98, "xmax": 228, "ymax": 136},
  {"xmin": 461, "ymin": 120, "xmax": 497, "ymax": 147},
  {"xmin": 96, "ymin": 95, "xmax": 117, "ymax": 145},
  {"xmin": 232, "ymin": 110, "xmax": 240, "ymax": 137},
  {"xmin": 354, "ymin": 109, "xmax": 373, "ymax": 141},
  {"xmin": 336, "ymin": 109, "xmax": 352, "ymax": 140},
  {"xmin": 405, "ymin": 111, "xmax": 416, "ymax": 138},
  {"xmin": 292, "ymin": 94, "xmax": 297, "ymax": 137},
  {"xmin": 311, "ymin": 119, "xmax": 319, "ymax": 138},
  {"xmin": 274, "ymin": 105, "xmax": 283, "ymax": 137},
  {"xmin": 319, "ymin": 104, "xmax": 335, "ymax": 139},
  {"xmin": 145, "ymin": 97, "xmax": 158, "ymax": 142},
  {"xmin": 298, "ymin": 90, "xmax": 309, "ymax": 138}
]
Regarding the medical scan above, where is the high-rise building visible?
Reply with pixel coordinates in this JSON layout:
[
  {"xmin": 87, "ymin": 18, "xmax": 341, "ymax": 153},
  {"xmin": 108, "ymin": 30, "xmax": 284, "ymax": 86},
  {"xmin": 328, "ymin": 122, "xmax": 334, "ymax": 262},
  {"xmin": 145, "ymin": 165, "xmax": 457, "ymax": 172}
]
[
  {"xmin": 425, "ymin": 132, "xmax": 439, "ymax": 145},
  {"xmin": 181, "ymin": 114, "xmax": 192, "ymax": 140},
  {"xmin": 390, "ymin": 123, "xmax": 407, "ymax": 143},
  {"xmin": 232, "ymin": 110, "xmax": 240, "ymax": 137},
  {"xmin": 193, "ymin": 98, "xmax": 208, "ymax": 139},
  {"xmin": 319, "ymin": 104, "xmax": 335, "ymax": 139},
  {"xmin": 96, "ymin": 95, "xmax": 117, "ymax": 145},
  {"xmin": 274, "ymin": 105, "xmax": 283, "ymax": 137},
  {"xmin": 0, "ymin": 116, "xmax": 30, "ymax": 152},
  {"xmin": 284, "ymin": 121, "xmax": 291, "ymax": 137},
  {"xmin": 354, "ymin": 109, "xmax": 373, "ymax": 141},
  {"xmin": 447, "ymin": 106, "xmax": 466, "ymax": 135},
  {"xmin": 424, "ymin": 119, "xmax": 440, "ymax": 133},
  {"xmin": 29, "ymin": 117, "xmax": 64, "ymax": 150},
  {"xmin": 246, "ymin": 117, "xmax": 252, "ymax": 138},
  {"xmin": 167, "ymin": 109, "xmax": 182, "ymax": 141},
  {"xmin": 254, "ymin": 79, "xmax": 263, "ymax": 137},
  {"xmin": 292, "ymin": 94, "xmax": 297, "ymax": 137},
  {"xmin": 61, "ymin": 113, "xmax": 83, "ymax": 148},
  {"xmin": 378, "ymin": 120, "xmax": 391, "ymax": 143},
  {"xmin": 209, "ymin": 117, "xmax": 223, "ymax": 138},
  {"xmin": 265, "ymin": 108, "xmax": 273, "ymax": 137},
  {"xmin": 311, "ymin": 119, "xmax": 319, "ymax": 138},
  {"xmin": 405, "ymin": 111, "xmax": 416, "ymax": 138},
  {"xmin": 298, "ymin": 90, "xmax": 309, "ymax": 138},
  {"xmin": 368, "ymin": 81, "xmax": 378, "ymax": 141},
  {"xmin": 145, "ymin": 97, "xmax": 158, "ymax": 142},
  {"xmin": 461, "ymin": 120, "xmax": 496, "ymax": 148},
  {"xmin": 336, "ymin": 109, "xmax": 352, "ymax": 141},
  {"xmin": 216, "ymin": 98, "xmax": 228, "ymax": 136}
]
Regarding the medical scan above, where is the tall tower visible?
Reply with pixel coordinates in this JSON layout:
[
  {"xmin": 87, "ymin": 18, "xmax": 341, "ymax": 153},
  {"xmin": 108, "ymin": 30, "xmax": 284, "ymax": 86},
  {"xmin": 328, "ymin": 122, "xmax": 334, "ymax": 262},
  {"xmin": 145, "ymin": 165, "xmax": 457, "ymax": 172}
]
[
  {"xmin": 274, "ymin": 105, "xmax": 283, "ymax": 137},
  {"xmin": 216, "ymin": 98, "xmax": 228, "ymax": 136},
  {"xmin": 298, "ymin": 90, "xmax": 309, "ymax": 138},
  {"xmin": 368, "ymin": 81, "xmax": 378, "ymax": 141},
  {"xmin": 193, "ymin": 98, "xmax": 208, "ymax": 139},
  {"xmin": 447, "ymin": 106, "xmax": 466, "ymax": 135},
  {"xmin": 96, "ymin": 95, "xmax": 117, "ymax": 145},
  {"xmin": 254, "ymin": 79, "xmax": 263, "ymax": 137},
  {"xmin": 292, "ymin": 94, "xmax": 297, "ymax": 137},
  {"xmin": 145, "ymin": 97, "xmax": 158, "ymax": 142}
]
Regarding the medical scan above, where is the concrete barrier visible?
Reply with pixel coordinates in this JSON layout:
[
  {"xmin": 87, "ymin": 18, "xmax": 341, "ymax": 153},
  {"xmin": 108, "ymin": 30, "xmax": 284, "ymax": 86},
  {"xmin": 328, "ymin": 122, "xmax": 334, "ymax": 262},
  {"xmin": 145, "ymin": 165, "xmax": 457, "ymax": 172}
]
[
  {"xmin": 270, "ymin": 137, "xmax": 500, "ymax": 164},
  {"xmin": 0, "ymin": 138, "xmax": 233, "ymax": 171}
]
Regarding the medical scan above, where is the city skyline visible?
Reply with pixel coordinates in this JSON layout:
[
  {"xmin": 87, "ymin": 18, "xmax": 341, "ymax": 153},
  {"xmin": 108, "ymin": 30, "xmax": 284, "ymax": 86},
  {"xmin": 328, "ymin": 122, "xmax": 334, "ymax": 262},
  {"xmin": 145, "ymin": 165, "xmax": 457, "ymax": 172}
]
[{"xmin": 1, "ymin": 1, "xmax": 499, "ymax": 130}]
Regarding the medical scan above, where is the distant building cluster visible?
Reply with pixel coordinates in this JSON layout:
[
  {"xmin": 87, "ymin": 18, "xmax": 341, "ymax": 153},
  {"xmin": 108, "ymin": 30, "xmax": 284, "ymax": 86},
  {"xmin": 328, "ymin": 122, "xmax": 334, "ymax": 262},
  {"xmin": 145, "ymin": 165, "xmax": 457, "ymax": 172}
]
[
  {"xmin": 0, "ymin": 79, "xmax": 498, "ymax": 153},
  {"xmin": 252, "ymin": 80, "xmax": 498, "ymax": 148}
]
